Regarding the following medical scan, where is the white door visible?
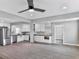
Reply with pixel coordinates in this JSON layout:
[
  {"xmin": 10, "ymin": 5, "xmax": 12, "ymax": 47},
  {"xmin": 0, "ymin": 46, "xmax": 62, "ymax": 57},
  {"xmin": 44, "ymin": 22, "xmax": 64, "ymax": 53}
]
[{"xmin": 53, "ymin": 24, "xmax": 64, "ymax": 44}]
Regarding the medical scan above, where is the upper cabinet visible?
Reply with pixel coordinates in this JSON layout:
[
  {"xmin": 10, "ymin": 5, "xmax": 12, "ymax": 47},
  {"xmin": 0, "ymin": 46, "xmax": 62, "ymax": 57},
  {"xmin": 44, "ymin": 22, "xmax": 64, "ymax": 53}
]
[
  {"xmin": 35, "ymin": 24, "xmax": 45, "ymax": 32},
  {"xmin": 22, "ymin": 24, "xmax": 30, "ymax": 32},
  {"xmin": 35, "ymin": 23, "xmax": 52, "ymax": 35},
  {"xmin": 45, "ymin": 23, "xmax": 51, "ymax": 34},
  {"xmin": 11, "ymin": 24, "xmax": 30, "ymax": 35}
]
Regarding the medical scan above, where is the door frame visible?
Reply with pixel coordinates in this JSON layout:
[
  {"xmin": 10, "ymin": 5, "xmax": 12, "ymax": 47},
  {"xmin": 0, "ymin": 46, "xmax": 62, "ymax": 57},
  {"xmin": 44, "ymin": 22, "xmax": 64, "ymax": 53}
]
[{"xmin": 51, "ymin": 22, "xmax": 64, "ymax": 44}]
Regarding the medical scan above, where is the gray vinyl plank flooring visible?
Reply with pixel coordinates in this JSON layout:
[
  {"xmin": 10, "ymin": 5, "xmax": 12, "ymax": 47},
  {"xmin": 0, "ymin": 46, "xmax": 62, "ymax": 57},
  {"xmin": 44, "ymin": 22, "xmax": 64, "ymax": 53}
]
[{"xmin": 0, "ymin": 43, "xmax": 79, "ymax": 59}]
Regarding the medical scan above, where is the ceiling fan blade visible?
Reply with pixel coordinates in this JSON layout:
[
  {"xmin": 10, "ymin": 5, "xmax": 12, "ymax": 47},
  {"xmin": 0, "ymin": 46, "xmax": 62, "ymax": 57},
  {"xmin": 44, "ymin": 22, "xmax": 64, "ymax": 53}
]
[
  {"xmin": 34, "ymin": 8, "xmax": 45, "ymax": 12},
  {"xmin": 27, "ymin": 0, "xmax": 34, "ymax": 7},
  {"xmin": 18, "ymin": 9, "xmax": 29, "ymax": 13}
]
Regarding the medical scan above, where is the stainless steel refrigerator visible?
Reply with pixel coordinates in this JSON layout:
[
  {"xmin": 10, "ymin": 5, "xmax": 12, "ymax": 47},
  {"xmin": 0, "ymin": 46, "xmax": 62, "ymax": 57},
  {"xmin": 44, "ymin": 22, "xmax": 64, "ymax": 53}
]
[{"xmin": 0, "ymin": 27, "xmax": 10, "ymax": 46}]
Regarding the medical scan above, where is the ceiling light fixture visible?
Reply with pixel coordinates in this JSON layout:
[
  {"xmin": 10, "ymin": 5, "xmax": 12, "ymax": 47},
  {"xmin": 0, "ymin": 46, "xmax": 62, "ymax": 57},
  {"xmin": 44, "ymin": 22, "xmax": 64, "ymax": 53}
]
[{"xmin": 28, "ymin": 9, "xmax": 34, "ymax": 12}]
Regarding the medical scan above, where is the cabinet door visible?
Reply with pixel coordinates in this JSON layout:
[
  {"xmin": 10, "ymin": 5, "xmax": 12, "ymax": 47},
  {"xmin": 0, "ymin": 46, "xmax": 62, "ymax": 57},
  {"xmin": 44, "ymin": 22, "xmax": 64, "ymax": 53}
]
[
  {"xmin": 34, "ymin": 36, "xmax": 44, "ymax": 42},
  {"xmin": 22, "ymin": 24, "xmax": 30, "ymax": 32},
  {"xmin": 45, "ymin": 23, "xmax": 51, "ymax": 34},
  {"xmin": 35, "ymin": 24, "xmax": 45, "ymax": 32},
  {"xmin": 23, "ymin": 35, "xmax": 29, "ymax": 41},
  {"xmin": 17, "ymin": 36, "xmax": 23, "ymax": 42}
]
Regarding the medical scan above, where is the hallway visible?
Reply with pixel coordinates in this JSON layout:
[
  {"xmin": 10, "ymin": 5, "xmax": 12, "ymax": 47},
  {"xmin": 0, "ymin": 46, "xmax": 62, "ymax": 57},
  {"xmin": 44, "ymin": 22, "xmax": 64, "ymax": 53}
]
[{"xmin": 0, "ymin": 43, "xmax": 79, "ymax": 59}]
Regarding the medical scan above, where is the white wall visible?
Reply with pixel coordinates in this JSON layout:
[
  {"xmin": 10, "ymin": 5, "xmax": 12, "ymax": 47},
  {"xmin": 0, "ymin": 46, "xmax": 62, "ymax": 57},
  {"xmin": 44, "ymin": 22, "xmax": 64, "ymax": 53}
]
[
  {"xmin": 54, "ymin": 21, "xmax": 79, "ymax": 45},
  {"xmin": 63, "ymin": 21, "xmax": 78, "ymax": 44}
]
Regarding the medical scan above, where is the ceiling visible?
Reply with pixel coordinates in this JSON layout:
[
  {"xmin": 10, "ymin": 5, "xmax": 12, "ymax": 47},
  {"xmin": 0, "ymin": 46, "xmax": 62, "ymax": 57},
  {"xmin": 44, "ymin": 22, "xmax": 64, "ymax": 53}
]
[{"xmin": 0, "ymin": 0, "xmax": 79, "ymax": 21}]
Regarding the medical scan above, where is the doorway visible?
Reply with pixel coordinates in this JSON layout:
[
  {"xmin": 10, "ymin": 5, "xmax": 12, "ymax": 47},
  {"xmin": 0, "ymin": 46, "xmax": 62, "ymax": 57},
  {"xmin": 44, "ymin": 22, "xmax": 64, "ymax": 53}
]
[{"xmin": 52, "ymin": 24, "xmax": 64, "ymax": 44}]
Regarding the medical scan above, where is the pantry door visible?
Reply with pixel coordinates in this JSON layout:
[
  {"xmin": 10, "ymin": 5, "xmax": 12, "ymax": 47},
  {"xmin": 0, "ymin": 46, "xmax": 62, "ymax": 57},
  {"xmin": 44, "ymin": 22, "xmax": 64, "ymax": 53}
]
[{"xmin": 53, "ymin": 24, "xmax": 64, "ymax": 44}]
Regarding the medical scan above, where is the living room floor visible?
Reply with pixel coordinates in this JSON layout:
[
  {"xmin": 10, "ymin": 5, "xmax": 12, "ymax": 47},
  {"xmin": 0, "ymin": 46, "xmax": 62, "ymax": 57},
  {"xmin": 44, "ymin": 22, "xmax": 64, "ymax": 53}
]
[{"xmin": 0, "ymin": 42, "xmax": 79, "ymax": 59}]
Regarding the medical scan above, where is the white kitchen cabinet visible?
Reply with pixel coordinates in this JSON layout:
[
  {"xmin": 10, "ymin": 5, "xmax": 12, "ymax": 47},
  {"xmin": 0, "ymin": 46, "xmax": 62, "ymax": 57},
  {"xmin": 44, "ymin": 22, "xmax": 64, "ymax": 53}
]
[
  {"xmin": 17, "ymin": 36, "xmax": 23, "ymax": 42},
  {"xmin": 35, "ymin": 24, "xmax": 45, "ymax": 32},
  {"xmin": 34, "ymin": 36, "xmax": 52, "ymax": 43},
  {"xmin": 34, "ymin": 36, "xmax": 44, "ymax": 42},
  {"xmin": 23, "ymin": 35, "xmax": 29, "ymax": 41},
  {"xmin": 17, "ymin": 35, "xmax": 29, "ymax": 42}
]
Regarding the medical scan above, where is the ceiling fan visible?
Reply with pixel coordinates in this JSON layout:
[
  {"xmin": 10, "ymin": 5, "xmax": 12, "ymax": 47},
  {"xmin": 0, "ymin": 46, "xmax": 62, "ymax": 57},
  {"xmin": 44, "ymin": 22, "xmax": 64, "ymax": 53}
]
[{"xmin": 18, "ymin": 0, "xmax": 45, "ymax": 13}]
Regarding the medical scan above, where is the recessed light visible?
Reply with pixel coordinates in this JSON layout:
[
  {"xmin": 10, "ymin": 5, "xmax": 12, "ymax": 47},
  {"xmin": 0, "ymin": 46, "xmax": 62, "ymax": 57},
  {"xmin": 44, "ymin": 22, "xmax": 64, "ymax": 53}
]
[{"xmin": 63, "ymin": 6, "xmax": 67, "ymax": 9}]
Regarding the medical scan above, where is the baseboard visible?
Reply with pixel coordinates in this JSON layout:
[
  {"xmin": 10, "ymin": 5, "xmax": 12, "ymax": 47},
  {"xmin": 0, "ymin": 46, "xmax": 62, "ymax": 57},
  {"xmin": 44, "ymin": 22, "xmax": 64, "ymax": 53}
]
[
  {"xmin": 63, "ymin": 43, "xmax": 79, "ymax": 46},
  {"xmin": 33, "ymin": 41, "xmax": 79, "ymax": 47}
]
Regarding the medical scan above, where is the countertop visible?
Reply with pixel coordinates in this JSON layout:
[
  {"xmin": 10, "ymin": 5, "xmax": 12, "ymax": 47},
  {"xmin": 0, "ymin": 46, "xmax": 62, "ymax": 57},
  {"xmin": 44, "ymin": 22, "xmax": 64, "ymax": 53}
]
[{"xmin": 34, "ymin": 34, "xmax": 52, "ymax": 36}]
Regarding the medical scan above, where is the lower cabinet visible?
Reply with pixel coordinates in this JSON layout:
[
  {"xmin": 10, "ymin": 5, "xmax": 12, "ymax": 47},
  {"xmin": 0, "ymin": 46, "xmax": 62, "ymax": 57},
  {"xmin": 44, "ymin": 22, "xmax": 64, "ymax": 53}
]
[
  {"xmin": 23, "ymin": 35, "xmax": 29, "ymax": 41},
  {"xmin": 17, "ymin": 35, "xmax": 29, "ymax": 42},
  {"xmin": 34, "ymin": 36, "xmax": 52, "ymax": 43},
  {"xmin": 17, "ymin": 36, "xmax": 23, "ymax": 42}
]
